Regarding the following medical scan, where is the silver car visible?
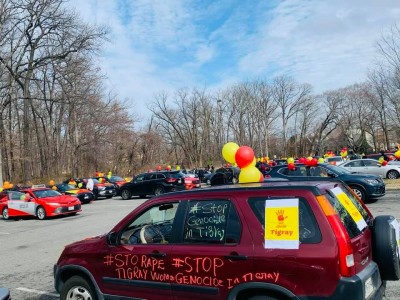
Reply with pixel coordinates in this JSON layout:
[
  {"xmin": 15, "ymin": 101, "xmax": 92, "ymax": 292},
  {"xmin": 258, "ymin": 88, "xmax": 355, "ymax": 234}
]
[{"xmin": 338, "ymin": 158, "xmax": 400, "ymax": 179}]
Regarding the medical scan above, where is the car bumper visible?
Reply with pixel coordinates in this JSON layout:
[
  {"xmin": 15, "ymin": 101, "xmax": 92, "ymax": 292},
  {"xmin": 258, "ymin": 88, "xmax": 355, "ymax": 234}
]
[
  {"xmin": 298, "ymin": 262, "xmax": 384, "ymax": 300},
  {"xmin": 367, "ymin": 184, "xmax": 386, "ymax": 198}
]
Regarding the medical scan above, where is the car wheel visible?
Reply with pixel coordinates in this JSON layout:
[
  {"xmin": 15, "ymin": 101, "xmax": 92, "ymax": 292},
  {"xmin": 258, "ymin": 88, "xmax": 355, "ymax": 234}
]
[
  {"xmin": 154, "ymin": 187, "xmax": 164, "ymax": 196},
  {"xmin": 2, "ymin": 207, "xmax": 9, "ymax": 220},
  {"xmin": 36, "ymin": 206, "xmax": 46, "ymax": 220},
  {"xmin": 349, "ymin": 185, "xmax": 365, "ymax": 202},
  {"xmin": 387, "ymin": 170, "xmax": 400, "ymax": 179},
  {"xmin": 60, "ymin": 275, "xmax": 97, "ymax": 300},
  {"xmin": 372, "ymin": 215, "xmax": 400, "ymax": 281},
  {"xmin": 121, "ymin": 189, "xmax": 132, "ymax": 200}
]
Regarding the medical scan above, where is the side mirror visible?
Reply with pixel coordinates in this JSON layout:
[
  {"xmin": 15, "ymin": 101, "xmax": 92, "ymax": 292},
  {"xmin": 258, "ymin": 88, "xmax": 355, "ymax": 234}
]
[{"xmin": 107, "ymin": 231, "xmax": 118, "ymax": 245}]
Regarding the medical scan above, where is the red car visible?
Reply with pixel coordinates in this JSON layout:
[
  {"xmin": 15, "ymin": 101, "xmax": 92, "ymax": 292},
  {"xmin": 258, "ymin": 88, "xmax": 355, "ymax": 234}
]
[
  {"xmin": 54, "ymin": 180, "xmax": 399, "ymax": 300},
  {"xmin": 1, "ymin": 185, "xmax": 81, "ymax": 220}
]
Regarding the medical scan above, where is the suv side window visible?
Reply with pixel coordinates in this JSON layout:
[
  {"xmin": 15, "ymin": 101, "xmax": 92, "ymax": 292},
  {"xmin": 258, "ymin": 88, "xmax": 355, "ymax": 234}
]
[
  {"xmin": 182, "ymin": 200, "xmax": 241, "ymax": 244},
  {"xmin": 134, "ymin": 174, "xmax": 146, "ymax": 182},
  {"xmin": 156, "ymin": 173, "xmax": 165, "ymax": 179},
  {"xmin": 120, "ymin": 202, "xmax": 179, "ymax": 244},
  {"xmin": 249, "ymin": 197, "xmax": 322, "ymax": 243}
]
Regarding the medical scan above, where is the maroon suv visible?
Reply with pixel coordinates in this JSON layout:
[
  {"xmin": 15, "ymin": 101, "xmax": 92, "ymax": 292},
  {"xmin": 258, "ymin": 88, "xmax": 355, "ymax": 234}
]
[{"xmin": 54, "ymin": 180, "xmax": 400, "ymax": 300}]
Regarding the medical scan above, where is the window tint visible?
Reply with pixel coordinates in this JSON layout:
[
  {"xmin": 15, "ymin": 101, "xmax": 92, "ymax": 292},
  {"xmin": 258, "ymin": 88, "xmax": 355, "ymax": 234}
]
[
  {"xmin": 249, "ymin": 197, "xmax": 322, "ymax": 243},
  {"xmin": 183, "ymin": 200, "xmax": 241, "ymax": 244},
  {"xmin": 120, "ymin": 202, "xmax": 179, "ymax": 245},
  {"xmin": 326, "ymin": 187, "xmax": 370, "ymax": 238},
  {"xmin": 363, "ymin": 160, "xmax": 377, "ymax": 167}
]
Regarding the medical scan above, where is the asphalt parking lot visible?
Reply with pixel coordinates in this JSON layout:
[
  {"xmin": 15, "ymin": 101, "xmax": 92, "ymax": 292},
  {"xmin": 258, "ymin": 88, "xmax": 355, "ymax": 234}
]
[{"xmin": 0, "ymin": 189, "xmax": 399, "ymax": 300}]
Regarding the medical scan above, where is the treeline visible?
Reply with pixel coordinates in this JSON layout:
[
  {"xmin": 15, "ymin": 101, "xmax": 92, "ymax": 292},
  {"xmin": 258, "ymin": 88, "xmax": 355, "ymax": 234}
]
[{"xmin": 1, "ymin": 0, "xmax": 400, "ymax": 184}]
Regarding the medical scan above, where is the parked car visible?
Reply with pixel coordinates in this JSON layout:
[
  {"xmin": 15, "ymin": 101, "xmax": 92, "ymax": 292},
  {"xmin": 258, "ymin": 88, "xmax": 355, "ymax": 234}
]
[
  {"xmin": 75, "ymin": 178, "xmax": 116, "ymax": 200},
  {"xmin": 325, "ymin": 156, "xmax": 344, "ymax": 165},
  {"xmin": 119, "ymin": 171, "xmax": 186, "ymax": 199},
  {"xmin": 54, "ymin": 180, "xmax": 399, "ymax": 300},
  {"xmin": 1, "ymin": 185, "xmax": 81, "ymax": 220},
  {"xmin": 55, "ymin": 183, "xmax": 95, "ymax": 204},
  {"xmin": 206, "ymin": 166, "xmax": 240, "ymax": 185},
  {"xmin": 338, "ymin": 158, "xmax": 400, "ymax": 179},
  {"xmin": 267, "ymin": 163, "xmax": 385, "ymax": 202},
  {"xmin": 93, "ymin": 175, "xmax": 127, "ymax": 195}
]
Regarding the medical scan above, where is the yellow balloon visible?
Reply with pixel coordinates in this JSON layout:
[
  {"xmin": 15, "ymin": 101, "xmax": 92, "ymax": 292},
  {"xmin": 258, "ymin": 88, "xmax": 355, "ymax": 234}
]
[
  {"xmin": 0, "ymin": 188, "xmax": 3, "ymax": 192},
  {"xmin": 287, "ymin": 157, "xmax": 294, "ymax": 164},
  {"xmin": 239, "ymin": 166, "xmax": 262, "ymax": 183},
  {"xmin": 49, "ymin": 180, "xmax": 55, "ymax": 186},
  {"xmin": 222, "ymin": 142, "xmax": 239, "ymax": 164},
  {"xmin": 176, "ymin": 165, "xmax": 181, "ymax": 171},
  {"xmin": 318, "ymin": 158, "xmax": 325, "ymax": 163},
  {"xmin": 52, "ymin": 186, "xmax": 57, "ymax": 190},
  {"xmin": 78, "ymin": 183, "xmax": 83, "ymax": 188}
]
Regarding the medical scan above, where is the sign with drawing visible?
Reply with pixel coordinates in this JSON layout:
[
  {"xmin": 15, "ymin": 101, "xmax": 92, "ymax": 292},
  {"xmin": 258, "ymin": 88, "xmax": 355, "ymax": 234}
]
[{"xmin": 264, "ymin": 198, "xmax": 299, "ymax": 249}]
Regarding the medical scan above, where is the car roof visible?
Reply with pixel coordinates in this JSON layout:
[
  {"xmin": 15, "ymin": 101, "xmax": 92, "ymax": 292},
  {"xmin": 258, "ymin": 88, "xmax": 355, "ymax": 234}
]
[{"xmin": 151, "ymin": 180, "xmax": 341, "ymax": 199}]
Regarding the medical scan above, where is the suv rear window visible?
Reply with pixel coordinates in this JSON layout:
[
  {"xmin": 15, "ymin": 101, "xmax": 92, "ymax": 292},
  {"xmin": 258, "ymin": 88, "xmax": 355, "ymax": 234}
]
[
  {"xmin": 249, "ymin": 197, "xmax": 322, "ymax": 243},
  {"xmin": 325, "ymin": 187, "xmax": 370, "ymax": 239}
]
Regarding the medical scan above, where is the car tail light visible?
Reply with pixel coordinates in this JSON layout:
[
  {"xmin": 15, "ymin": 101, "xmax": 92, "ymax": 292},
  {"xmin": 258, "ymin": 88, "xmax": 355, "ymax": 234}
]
[{"xmin": 316, "ymin": 195, "xmax": 356, "ymax": 277}]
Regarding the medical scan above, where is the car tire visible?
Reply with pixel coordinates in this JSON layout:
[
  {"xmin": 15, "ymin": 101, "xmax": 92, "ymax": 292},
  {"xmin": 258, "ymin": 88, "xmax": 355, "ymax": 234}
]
[
  {"xmin": 349, "ymin": 185, "xmax": 365, "ymax": 202},
  {"xmin": 36, "ymin": 206, "xmax": 46, "ymax": 220},
  {"xmin": 387, "ymin": 170, "xmax": 400, "ymax": 179},
  {"xmin": 372, "ymin": 215, "xmax": 400, "ymax": 281},
  {"xmin": 121, "ymin": 189, "xmax": 132, "ymax": 200},
  {"xmin": 2, "ymin": 207, "xmax": 9, "ymax": 220},
  {"xmin": 60, "ymin": 275, "xmax": 97, "ymax": 300},
  {"xmin": 154, "ymin": 187, "xmax": 164, "ymax": 196}
]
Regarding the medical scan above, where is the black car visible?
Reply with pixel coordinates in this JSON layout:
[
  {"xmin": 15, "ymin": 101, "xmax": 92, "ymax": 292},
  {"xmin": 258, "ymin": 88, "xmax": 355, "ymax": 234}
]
[
  {"xmin": 119, "ymin": 171, "xmax": 186, "ymax": 199},
  {"xmin": 207, "ymin": 166, "xmax": 240, "ymax": 186},
  {"xmin": 55, "ymin": 183, "xmax": 95, "ymax": 204},
  {"xmin": 75, "ymin": 178, "xmax": 116, "ymax": 200},
  {"xmin": 267, "ymin": 163, "xmax": 385, "ymax": 202}
]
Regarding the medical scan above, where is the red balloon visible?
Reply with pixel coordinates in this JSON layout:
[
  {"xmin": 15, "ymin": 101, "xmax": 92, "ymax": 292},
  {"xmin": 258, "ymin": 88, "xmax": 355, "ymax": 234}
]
[
  {"xmin": 298, "ymin": 157, "xmax": 305, "ymax": 164},
  {"xmin": 235, "ymin": 146, "xmax": 255, "ymax": 168},
  {"xmin": 157, "ymin": 165, "xmax": 162, "ymax": 171},
  {"xmin": 288, "ymin": 162, "xmax": 296, "ymax": 171},
  {"xmin": 311, "ymin": 158, "xmax": 318, "ymax": 166},
  {"xmin": 382, "ymin": 160, "xmax": 388, "ymax": 166}
]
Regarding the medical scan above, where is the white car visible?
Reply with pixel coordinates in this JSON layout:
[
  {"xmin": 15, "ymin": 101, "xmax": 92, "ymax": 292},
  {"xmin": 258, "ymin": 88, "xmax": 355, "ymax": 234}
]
[
  {"xmin": 338, "ymin": 158, "xmax": 400, "ymax": 179},
  {"xmin": 325, "ymin": 156, "xmax": 344, "ymax": 165}
]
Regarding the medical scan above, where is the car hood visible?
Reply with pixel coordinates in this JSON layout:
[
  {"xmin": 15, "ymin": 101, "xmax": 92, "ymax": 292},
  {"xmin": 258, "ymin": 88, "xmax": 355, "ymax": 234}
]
[{"xmin": 40, "ymin": 195, "xmax": 80, "ymax": 204}]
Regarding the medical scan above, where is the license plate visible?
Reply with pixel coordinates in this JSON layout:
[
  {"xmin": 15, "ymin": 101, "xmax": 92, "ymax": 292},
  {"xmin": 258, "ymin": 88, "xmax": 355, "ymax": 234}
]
[
  {"xmin": 68, "ymin": 206, "xmax": 74, "ymax": 211},
  {"xmin": 365, "ymin": 277, "xmax": 374, "ymax": 299}
]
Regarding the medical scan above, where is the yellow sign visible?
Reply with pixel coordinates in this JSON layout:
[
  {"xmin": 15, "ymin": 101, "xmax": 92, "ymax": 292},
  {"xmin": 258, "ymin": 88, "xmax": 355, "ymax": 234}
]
[
  {"xmin": 330, "ymin": 187, "xmax": 367, "ymax": 231},
  {"xmin": 264, "ymin": 199, "xmax": 299, "ymax": 249}
]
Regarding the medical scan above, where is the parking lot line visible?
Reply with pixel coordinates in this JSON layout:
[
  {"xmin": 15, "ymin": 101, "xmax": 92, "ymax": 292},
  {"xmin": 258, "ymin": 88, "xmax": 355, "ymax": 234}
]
[{"xmin": 16, "ymin": 287, "xmax": 58, "ymax": 297}]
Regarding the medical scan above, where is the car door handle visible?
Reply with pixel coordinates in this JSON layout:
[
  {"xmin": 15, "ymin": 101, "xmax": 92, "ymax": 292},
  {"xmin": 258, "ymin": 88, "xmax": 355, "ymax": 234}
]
[
  {"xmin": 224, "ymin": 252, "xmax": 248, "ymax": 260},
  {"xmin": 149, "ymin": 252, "xmax": 166, "ymax": 258}
]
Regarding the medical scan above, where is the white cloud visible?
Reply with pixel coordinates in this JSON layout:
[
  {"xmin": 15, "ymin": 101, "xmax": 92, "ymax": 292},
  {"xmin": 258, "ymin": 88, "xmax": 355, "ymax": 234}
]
[{"xmin": 65, "ymin": 0, "xmax": 400, "ymax": 124}]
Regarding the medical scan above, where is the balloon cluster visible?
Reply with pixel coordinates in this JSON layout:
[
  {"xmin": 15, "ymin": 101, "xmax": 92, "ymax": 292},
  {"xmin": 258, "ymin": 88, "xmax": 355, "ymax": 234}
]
[
  {"xmin": 287, "ymin": 157, "xmax": 295, "ymax": 171},
  {"xmin": 394, "ymin": 150, "xmax": 400, "ymax": 160},
  {"xmin": 340, "ymin": 147, "xmax": 348, "ymax": 158},
  {"xmin": 2, "ymin": 181, "xmax": 13, "ymax": 189},
  {"xmin": 324, "ymin": 151, "xmax": 335, "ymax": 158},
  {"xmin": 378, "ymin": 156, "xmax": 388, "ymax": 166},
  {"xmin": 298, "ymin": 157, "xmax": 318, "ymax": 167},
  {"xmin": 222, "ymin": 142, "xmax": 263, "ymax": 183}
]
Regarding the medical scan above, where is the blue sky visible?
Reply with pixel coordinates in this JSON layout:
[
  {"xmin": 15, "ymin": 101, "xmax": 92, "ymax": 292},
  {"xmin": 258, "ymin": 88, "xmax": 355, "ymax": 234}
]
[{"xmin": 67, "ymin": 0, "xmax": 400, "ymax": 125}]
